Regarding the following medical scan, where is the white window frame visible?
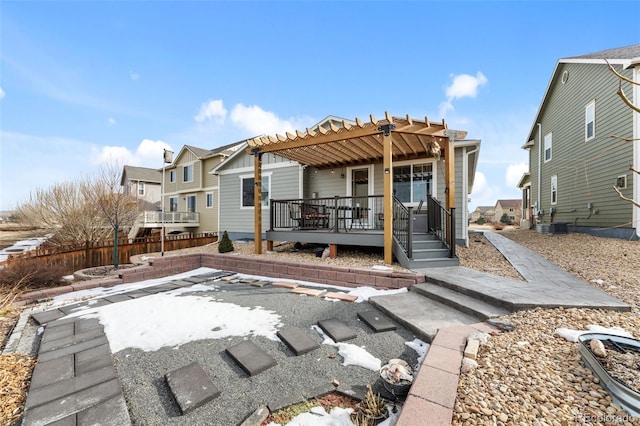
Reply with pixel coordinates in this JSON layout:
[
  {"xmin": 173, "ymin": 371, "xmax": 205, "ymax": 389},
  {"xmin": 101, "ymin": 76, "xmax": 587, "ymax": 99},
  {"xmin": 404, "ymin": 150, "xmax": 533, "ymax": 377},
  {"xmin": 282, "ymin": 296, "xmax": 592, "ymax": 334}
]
[
  {"xmin": 138, "ymin": 182, "xmax": 145, "ymax": 196},
  {"xmin": 551, "ymin": 175, "xmax": 558, "ymax": 205},
  {"xmin": 391, "ymin": 159, "xmax": 437, "ymax": 205},
  {"xmin": 169, "ymin": 196, "xmax": 178, "ymax": 212},
  {"xmin": 240, "ymin": 173, "xmax": 271, "ymax": 209},
  {"xmin": 183, "ymin": 164, "xmax": 194, "ymax": 182},
  {"xmin": 544, "ymin": 132, "xmax": 552, "ymax": 163},
  {"xmin": 585, "ymin": 100, "xmax": 595, "ymax": 141},
  {"xmin": 206, "ymin": 192, "xmax": 214, "ymax": 208},
  {"xmin": 169, "ymin": 170, "xmax": 176, "ymax": 183},
  {"xmin": 616, "ymin": 175, "xmax": 627, "ymax": 189}
]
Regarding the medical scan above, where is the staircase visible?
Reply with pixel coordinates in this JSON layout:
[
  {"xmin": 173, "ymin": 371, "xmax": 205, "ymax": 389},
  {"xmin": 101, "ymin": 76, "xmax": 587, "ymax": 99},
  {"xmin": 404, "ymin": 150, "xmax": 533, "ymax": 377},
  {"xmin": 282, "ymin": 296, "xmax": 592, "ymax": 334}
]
[
  {"xmin": 368, "ymin": 279, "xmax": 510, "ymax": 343},
  {"xmin": 394, "ymin": 231, "xmax": 459, "ymax": 270}
]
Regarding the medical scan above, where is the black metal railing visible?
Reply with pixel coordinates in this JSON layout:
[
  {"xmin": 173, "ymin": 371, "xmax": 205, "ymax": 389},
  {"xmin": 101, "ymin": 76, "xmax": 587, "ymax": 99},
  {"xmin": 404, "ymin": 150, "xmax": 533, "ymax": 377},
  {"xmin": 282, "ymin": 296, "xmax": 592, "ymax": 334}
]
[
  {"xmin": 270, "ymin": 195, "xmax": 384, "ymax": 233},
  {"xmin": 427, "ymin": 195, "xmax": 456, "ymax": 258},
  {"xmin": 392, "ymin": 197, "xmax": 411, "ymax": 257}
]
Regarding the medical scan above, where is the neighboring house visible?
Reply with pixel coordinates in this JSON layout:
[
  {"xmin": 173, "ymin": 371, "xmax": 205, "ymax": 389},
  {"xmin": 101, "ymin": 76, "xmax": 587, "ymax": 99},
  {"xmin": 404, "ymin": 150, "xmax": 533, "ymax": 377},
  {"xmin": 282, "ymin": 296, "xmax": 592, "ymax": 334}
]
[
  {"xmin": 212, "ymin": 113, "xmax": 481, "ymax": 269},
  {"xmin": 127, "ymin": 142, "xmax": 245, "ymax": 239},
  {"xmin": 522, "ymin": 44, "xmax": 640, "ymax": 239},
  {"xmin": 470, "ymin": 206, "xmax": 494, "ymax": 223},
  {"xmin": 494, "ymin": 199, "xmax": 521, "ymax": 224},
  {"xmin": 120, "ymin": 165, "xmax": 162, "ymax": 209}
]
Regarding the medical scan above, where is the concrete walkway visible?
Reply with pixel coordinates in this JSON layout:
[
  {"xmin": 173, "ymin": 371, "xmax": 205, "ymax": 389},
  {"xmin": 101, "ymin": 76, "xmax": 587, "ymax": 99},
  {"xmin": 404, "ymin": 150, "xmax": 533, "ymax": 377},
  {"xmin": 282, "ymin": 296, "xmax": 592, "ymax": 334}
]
[{"xmin": 12, "ymin": 232, "xmax": 631, "ymax": 425}]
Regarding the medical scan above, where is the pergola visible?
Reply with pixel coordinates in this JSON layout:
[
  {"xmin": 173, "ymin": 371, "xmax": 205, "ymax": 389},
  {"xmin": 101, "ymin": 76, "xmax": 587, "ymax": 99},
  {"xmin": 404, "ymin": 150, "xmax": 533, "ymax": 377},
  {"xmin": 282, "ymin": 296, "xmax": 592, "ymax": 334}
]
[{"xmin": 246, "ymin": 112, "xmax": 467, "ymax": 264}]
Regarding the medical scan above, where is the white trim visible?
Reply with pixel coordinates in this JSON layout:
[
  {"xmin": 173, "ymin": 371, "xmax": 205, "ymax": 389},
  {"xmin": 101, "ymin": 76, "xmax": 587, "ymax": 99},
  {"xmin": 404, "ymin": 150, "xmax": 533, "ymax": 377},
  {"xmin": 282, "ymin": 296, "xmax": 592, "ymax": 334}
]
[
  {"xmin": 182, "ymin": 163, "xmax": 194, "ymax": 183},
  {"xmin": 346, "ymin": 164, "xmax": 374, "ymax": 196},
  {"xmin": 585, "ymin": 100, "xmax": 596, "ymax": 141},
  {"xmin": 168, "ymin": 196, "xmax": 179, "ymax": 212},
  {"xmin": 205, "ymin": 191, "xmax": 214, "ymax": 208},
  {"xmin": 633, "ymin": 66, "xmax": 640, "ymax": 236},
  {"xmin": 544, "ymin": 132, "xmax": 552, "ymax": 163},
  {"xmin": 550, "ymin": 175, "xmax": 558, "ymax": 205},
  {"xmin": 390, "ymin": 158, "xmax": 438, "ymax": 205},
  {"xmin": 239, "ymin": 172, "xmax": 272, "ymax": 210}
]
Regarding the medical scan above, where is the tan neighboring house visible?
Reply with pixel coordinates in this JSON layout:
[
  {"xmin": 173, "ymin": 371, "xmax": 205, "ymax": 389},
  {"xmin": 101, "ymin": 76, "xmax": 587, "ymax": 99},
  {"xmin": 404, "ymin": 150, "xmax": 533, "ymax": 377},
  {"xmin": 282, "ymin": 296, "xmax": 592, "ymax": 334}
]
[
  {"xmin": 120, "ymin": 165, "xmax": 162, "ymax": 209},
  {"xmin": 470, "ymin": 206, "xmax": 494, "ymax": 223},
  {"xmin": 128, "ymin": 142, "xmax": 245, "ymax": 239},
  {"xmin": 494, "ymin": 199, "xmax": 521, "ymax": 224}
]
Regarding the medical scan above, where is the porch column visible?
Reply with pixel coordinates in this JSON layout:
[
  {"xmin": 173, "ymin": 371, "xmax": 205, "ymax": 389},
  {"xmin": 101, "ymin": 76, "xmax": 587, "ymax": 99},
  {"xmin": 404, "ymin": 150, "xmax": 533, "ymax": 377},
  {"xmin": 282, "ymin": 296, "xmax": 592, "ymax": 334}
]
[
  {"xmin": 252, "ymin": 148, "xmax": 263, "ymax": 254},
  {"xmin": 380, "ymin": 124, "xmax": 395, "ymax": 265}
]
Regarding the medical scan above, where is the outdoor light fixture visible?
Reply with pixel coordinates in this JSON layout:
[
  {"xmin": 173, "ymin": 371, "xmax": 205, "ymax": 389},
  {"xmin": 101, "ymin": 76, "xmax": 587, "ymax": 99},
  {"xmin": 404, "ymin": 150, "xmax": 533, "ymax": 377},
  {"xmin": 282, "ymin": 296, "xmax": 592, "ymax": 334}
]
[{"xmin": 384, "ymin": 168, "xmax": 390, "ymax": 174}]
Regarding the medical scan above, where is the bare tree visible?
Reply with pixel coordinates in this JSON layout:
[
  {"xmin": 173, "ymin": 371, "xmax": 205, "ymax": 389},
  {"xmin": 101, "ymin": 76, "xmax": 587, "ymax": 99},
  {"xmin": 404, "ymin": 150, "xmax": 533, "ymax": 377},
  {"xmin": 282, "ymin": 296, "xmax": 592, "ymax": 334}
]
[
  {"xmin": 606, "ymin": 59, "xmax": 640, "ymax": 207},
  {"xmin": 87, "ymin": 162, "xmax": 139, "ymax": 268},
  {"xmin": 16, "ymin": 163, "xmax": 139, "ymax": 267}
]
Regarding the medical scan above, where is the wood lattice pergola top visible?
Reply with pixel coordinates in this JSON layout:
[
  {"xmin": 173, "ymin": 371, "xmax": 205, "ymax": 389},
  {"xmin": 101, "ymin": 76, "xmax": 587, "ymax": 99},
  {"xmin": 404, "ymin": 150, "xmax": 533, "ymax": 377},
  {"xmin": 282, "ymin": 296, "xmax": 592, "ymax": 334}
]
[{"xmin": 246, "ymin": 112, "xmax": 468, "ymax": 168}]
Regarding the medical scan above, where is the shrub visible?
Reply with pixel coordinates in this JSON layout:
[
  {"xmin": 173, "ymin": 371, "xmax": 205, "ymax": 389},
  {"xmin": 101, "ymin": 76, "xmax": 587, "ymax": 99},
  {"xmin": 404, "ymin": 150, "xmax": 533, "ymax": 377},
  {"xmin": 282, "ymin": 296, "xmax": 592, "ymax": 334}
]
[
  {"xmin": 492, "ymin": 222, "xmax": 505, "ymax": 231},
  {"xmin": 476, "ymin": 216, "xmax": 486, "ymax": 225},
  {"xmin": 0, "ymin": 259, "xmax": 67, "ymax": 310},
  {"xmin": 218, "ymin": 231, "xmax": 234, "ymax": 253},
  {"xmin": 499, "ymin": 213, "xmax": 512, "ymax": 225}
]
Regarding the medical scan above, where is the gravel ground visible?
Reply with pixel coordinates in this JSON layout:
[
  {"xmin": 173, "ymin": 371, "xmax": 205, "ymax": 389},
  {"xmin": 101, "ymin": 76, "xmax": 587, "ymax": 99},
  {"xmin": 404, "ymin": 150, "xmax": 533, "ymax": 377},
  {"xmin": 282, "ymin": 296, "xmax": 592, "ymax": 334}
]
[{"xmin": 113, "ymin": 280, "xmax": 419, "ymax": 425}]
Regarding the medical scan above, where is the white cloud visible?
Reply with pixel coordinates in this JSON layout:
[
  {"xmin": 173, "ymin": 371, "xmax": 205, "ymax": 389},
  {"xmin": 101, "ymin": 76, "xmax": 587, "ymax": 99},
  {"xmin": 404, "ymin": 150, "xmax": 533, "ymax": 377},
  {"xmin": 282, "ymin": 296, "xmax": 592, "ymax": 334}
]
[
  {"xmin": 194, "ymin": 99, "xmax": 227, "ymax": 123},
  {"xmin": 439, "ymin": 71, "xmax": 488, "ymax": 117},
  {"xmin": 108, "ymin": 117, "xmax": 116, "ymax": 126},
  {"xmin": 506, "ymin": 162, "xmax": 528, "ymax": 188},
  {"xmin": 130, "ymin": 72, "xmax": 139, "ymax": 81},
  {"xmin": 91, "ymin": 139, "xmax": 173, "ymax": 168},
  {"xmin": 0, "ymin": 87, "xmax": 4, "ymax": 99},
  {"xmin": 469, "ymin": 171, "xmax": 499, "ymax": 209},
  {"xmin": 229, "ymin": 103, "xmax": 315, "ymax": 137}
]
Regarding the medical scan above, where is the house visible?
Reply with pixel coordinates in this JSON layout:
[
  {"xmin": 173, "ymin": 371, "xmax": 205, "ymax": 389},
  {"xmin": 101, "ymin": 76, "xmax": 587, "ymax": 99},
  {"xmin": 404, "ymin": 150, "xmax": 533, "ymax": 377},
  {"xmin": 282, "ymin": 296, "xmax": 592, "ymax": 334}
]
[
  {"xmin": 470, "ymin": 206, "xmax": 494, "ymax": 223},
  {"xmin": 517, "ymin": 172, "xmax": 532, "ymax": 228},
  {"xmin": 120, "ymin": 165, "xmax": 162, "ymax": 210},
  {"xmin": 127, "ymin": 142, "xmax": 245, "ymax": 239},
  {"xmin": 211, "ymin": 113, "xmax": 480, "ymax": 269},
  {"xmin": 494, "ymin": 199, "xmax": 521, "ymax": 225},
  {"xmin": 522, "ymin": 44, "xmax": 640, "ymax": 239}
]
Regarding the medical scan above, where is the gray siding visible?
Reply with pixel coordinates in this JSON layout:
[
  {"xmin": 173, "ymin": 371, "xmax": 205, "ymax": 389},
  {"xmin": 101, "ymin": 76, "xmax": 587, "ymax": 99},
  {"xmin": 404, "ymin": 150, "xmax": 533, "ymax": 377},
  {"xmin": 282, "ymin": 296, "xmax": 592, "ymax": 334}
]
[
  {"xmin": 219, "ymin": 163, "xmax": 300, "ymax": 235},
  {"xmin": 530, "ymin": 62, "xmax": 634, "ymax": 229}
]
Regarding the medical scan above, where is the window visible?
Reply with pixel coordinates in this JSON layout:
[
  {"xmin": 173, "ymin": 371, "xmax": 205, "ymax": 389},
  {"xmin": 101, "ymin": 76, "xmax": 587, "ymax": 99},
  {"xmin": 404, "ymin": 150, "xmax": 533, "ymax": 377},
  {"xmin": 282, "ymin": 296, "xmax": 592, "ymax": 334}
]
[
  {"xmin": 183, "ymin": 164, "xmax": 193, "ymax": 182},
  {"xmin": 169, "ymin": 170, "xmax": 176, "ymax": 183},
  {"xmin": 186, "ymin": 195, "xmax": 196, "ymax": 212},
  {"xmin": 138, "ymin": 182, "xmax": 145, "ymax": 196},
  {"xmin": 551, "ymin": 175, "xmax": 557, "ymax": 205},
  {"xmin": 169, "ymin": 197, "xmax": 178, "ymax": 212},
  {"xmin": 206, "ymin": 192, "xmax": 214, "ymax": 208},
  {"xmin": 585, "ymin": 101, "xmax": 595, "ymax": 141},
  {"xmin": 241, "ymin": 175, "xmax": 270, "ymax": 208},
  {"xmin": 544, "ymin": 133, "xmax": 552, "ymax": 162},
  {"xmin": 392, "ymin": 162, "xmax": 433, "ymax": 203},
  {"xmin": 616, "ymin": 175, "xmax": 627, "ymax": 189}
]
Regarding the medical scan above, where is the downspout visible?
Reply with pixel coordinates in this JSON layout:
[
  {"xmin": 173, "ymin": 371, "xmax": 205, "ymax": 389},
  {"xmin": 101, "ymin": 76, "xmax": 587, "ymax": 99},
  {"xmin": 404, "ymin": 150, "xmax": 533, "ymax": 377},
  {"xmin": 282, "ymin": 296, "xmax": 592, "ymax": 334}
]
[
  {"xmin": 537, "ymin": 123, "xmax": 542, "ymax": 219},
  {"xmin": 464, "ymin": 144, "xmax": 480, "ymax": 247}
]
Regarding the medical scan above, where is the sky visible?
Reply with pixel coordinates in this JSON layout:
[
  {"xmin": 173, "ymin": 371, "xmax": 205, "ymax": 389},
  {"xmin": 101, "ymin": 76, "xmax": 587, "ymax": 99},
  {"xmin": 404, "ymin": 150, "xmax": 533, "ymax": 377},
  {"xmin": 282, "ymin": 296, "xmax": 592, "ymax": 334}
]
[
  {"xmin": 44, "ymin": 266, "xmax": 427, "ymax": 425},
  {"xmin": 1, "ymin": 1, "xmax": 639, "ymax": 212}
]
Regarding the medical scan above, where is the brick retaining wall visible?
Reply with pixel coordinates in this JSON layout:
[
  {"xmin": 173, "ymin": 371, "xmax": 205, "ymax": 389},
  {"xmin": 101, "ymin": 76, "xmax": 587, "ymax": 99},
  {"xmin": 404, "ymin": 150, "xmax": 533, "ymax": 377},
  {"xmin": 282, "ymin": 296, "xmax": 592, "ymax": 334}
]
[{"xmin": 18, "ymin": 253, "xmax": 424, "ymax": 305}]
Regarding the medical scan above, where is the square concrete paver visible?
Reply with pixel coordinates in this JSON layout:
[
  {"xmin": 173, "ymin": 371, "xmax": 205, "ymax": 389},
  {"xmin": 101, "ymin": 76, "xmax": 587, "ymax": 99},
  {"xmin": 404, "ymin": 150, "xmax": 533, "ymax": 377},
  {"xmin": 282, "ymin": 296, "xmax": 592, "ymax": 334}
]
[
  {"xmin": 317, "ymin": 319, "xmax": 357, "ymax": 342},
  {"xmin": 226, "ymin": 341, "xmax": 277, "ymax": 376},
  {"xmin": 165, "ymin": 362, "xmax": 220, "ymax": 415},
  {"xmin": 357, "ymin": 310, "xmax": 397, "ymax": 332},
  {"xmin": 277, "ymin": 326, "xmax": 320, "ymax": 355}
]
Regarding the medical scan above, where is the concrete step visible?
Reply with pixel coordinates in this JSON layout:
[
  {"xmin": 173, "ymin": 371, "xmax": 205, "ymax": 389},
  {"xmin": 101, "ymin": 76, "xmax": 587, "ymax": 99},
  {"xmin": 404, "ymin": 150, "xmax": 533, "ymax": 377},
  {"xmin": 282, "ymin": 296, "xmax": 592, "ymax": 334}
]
[
  {"xmin": 410, "ymin": 283, "xmax": 509, "ymax": 320},
  {"xmin": 402, "ymin": 257, "xmax": 460, "ymax": 269},
  {"xmin": 368, "ymin": 292, "xmax": 480, "ymax": 343}
]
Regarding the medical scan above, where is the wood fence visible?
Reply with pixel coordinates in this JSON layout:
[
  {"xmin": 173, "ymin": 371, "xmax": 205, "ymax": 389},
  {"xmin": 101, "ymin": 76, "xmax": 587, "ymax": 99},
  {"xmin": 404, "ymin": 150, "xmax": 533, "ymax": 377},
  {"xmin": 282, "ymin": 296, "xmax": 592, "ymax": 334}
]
[{"xmin": 5, "ymin": 233, "xmax": 218, "ymax": 276}]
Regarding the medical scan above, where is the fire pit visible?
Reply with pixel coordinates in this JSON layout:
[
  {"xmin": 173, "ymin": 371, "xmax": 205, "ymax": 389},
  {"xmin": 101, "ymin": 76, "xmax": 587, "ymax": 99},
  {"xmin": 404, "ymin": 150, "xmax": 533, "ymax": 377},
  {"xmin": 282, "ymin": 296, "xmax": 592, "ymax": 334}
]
[{"xmin": 578, "ymin": 332, "xmax": 640, "ymax": 418}]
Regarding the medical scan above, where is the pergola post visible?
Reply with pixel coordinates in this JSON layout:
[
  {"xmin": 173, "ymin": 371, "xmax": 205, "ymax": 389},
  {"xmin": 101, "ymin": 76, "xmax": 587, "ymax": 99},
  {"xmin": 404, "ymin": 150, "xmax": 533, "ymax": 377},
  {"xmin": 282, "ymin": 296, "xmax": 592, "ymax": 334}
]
[
  {"xmin": 380, "ymin": 124, "xmax": 396, "ymax": 265},
  {"xmin": 252, "ymin": 148, "xmax": 263, "ymax": 254},
  {"xmin": 443, "ymin": 130, "xmax": 458, "ymax": 246}
]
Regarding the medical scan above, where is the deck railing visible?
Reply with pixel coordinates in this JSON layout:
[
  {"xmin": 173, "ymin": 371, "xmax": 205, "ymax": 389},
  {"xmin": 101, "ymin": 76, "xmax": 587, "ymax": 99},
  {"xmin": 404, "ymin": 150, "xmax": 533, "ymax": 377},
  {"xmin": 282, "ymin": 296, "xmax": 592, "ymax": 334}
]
[
  {"xmin": 392, "ymin": 197, "xmax": 411, "ymax": 258},
  {"xmin": 270, "ymin": 195, "xmax": 384, "ymax": 232},
  {"xmin": 427, "ymin": 195, "xmax": 456, "ymax": 257},
  {"xmin": 140, "ymin": 211, "xmax": 199, "ymax": 224}
]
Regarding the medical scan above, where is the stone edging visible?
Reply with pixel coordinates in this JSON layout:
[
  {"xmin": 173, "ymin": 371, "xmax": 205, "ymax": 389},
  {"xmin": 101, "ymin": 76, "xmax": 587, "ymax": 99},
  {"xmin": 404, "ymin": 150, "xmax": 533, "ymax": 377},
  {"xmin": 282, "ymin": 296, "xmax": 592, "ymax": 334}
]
[{"xmin": 17, "ymin": 253, "xmax": 425, "ymax": 305}]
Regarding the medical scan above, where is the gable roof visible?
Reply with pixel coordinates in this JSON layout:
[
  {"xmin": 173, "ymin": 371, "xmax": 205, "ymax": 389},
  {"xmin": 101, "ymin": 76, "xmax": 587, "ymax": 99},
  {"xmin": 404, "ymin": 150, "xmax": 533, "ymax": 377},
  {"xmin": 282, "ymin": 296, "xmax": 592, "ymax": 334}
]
[
  {"xmin": 474, "ymin": 206, "xmax": 493, "ymax": 213},
  {"xmin": 525, "ymin": 44, "xmax": 640, "ymax": 143},
  {"xmin": 496, "ymin": 199, "xmax": 520, "ymax": 209},
  {"xmin": 120, "ymin": 165, "xmax": 161, "ymax": 186},
  {"xmin": 170, "ymin": 141, "xmax": 247, "ymax": 167}
]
